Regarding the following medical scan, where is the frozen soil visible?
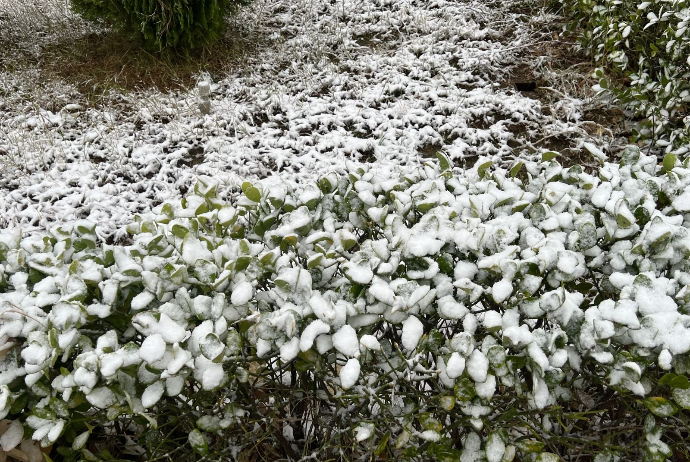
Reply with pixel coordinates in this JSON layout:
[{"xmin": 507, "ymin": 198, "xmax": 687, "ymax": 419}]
[{"xmin": 0, "ymin": 0, "xmax": 622, "ymax": 240}]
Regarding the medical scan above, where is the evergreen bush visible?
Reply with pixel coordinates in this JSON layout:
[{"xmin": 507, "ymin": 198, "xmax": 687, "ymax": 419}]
[
  {"xmin": 560, "ymin": 0, "xmax": 690, "ymax": 151},
  {"xmin": 2, "ymin": 149, "xmax": 690, "ymax": 460},
  {"xmin": 70, "ymin": 0, "xmax": 252, "ymax": 50}
]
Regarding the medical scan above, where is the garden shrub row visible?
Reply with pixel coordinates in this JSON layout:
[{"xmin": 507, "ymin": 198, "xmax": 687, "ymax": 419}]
[
  {"xmin": 1, "ymin": 149, "xmax": 690, "ymax": 461},
  {"xmin": 560, "ymin": 0, "xmax": 690, "ymax": 151},
  {"xmin": 69, "ymin": 0, "xmax": 252, "ymax": 50}
]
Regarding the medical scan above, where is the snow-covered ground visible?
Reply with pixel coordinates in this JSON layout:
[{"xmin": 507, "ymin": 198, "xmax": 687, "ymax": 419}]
[{"xmin": 0, "ymin": 0, "xmax": 612, "ymax": 240}]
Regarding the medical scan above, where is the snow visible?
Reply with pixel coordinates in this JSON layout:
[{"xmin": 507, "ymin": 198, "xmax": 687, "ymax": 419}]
[
  {"xmin": 401, "ymin": 316, "xmax": 424, "ymax": 351},
  {"xmin": 419, "ymin": 430, "xmax": 441, "ymax": 442},
  {"xmin": 310, "ymin": 293, "xmax": 345, "ymax": 326},
  {"xmin": 475, "ymin": 374, "xmax": 497, "ymax": 399},
  {"xmin": 315, "ymin": 335, "xmax": 334, "ymax": 354},
  {"xmin": 299, "ymin": 320, "xmax": 331, "ymax": 352},
  {"xmin": 658, "ymin": 349, "xmax": 672, "ymax": 370},
  {"xmin": 279, "ymin": 336, "xmax": 300, "ymax": 362},
  {"xmin": 0, "ymin": 0, "xmax": 610, "ymax": 240},
  {"xmin": 99, "ymin": 353, "xmax": 124, "ymax": 377},
  {"xmin": 482, "ymin": 311, "xmax": 503, "ymax": 331},
  {"xmin": 671, "ymin": 188, "xmax": 690, "ymax": 211},
  {"xmin": 139, "ymin": 334, "xmax": 167, "ymax": 364},
  {"xmin": 369, "ymin": 280, "xmax": 396, "ymax": 306},
  {"xmin": 339, "ymin": 358, "xmax": 361, "ymax": 389},
  {"xmin": 354, "ymin": 423, "xmax": 374, "ymax": 442},
  {"xmin": 556, "ymin": 251, "xmax": 579, "ymax": 274},
  {"xmin": 491, "ymin": 278, "xmax": 513, "ymax": 304},
  {"xmin": 20, "ymin": 343, "xmax": 50, "ymax": 367},
  {"xmin": 467, "ymin": 350, "xmax": 489, "ymax": 383},
  {"xmin": 166, "ymin": 375, "xmax": 185, "ymax": 397},
  {"xmin": 131, "ymin": 291, "xmax": 156, "ymax": 311},
  {"xmin": 231, "ymin": 281, "xmax": 254, "ymax": 306},
  {"xmin": 359, "ymin": 334, "xmax": 381, "ymax": 351},
  {"xmin": 583, "ymin": 142, "xmax": 607, "ymax": 163},
  {"xmin": 1, "ymin": 0, "xmax": 686, "ymax": 457},
  {"xmin": 142, "ymin": 381, "xmax": 165, "ymax": 408},
  {"xmin": 438, "ymin": 295, "xmax": 468, "ymax": 319},
  {"xmin": 167, "ymin": 343, "xmax": 192, "ymax": 375},
  {"xmin": 46, "ymin": 420, "xmax": 65, "ymax": 444},
  {"xmin": 256, "ymin": 339, "xmax": 272, "ymax": 358},
  {"xmin": 345, "ymin": 263, "xmax": 374, "ymax": 285},
  {"xmin": 446, "ymin": 352, "xmax": 466, "ymax": 379},
  {"xmin": 406, "ymin": 235, "xmax": 445, "ymax": 258},
  {"xmin": 85, "ymin": 387, "xmax": 117, "ymax": 409},
  {"xmin": 194, "ymin": 356, "xmax": 226, "ymax": 390},
  {"xmin": 332, "ymin": 325, "xmax": 360, "ymax": 358},
  {"xmin": 0, "ymin": 420, "xmax": 24, "ymax": 452},
  {"xmin": 486, "ymin": 432, "xmax": 506, "ymax": 462},
  {"xmin": 181, "ymin": 234, "xmax": 213, "ymax": 266}
]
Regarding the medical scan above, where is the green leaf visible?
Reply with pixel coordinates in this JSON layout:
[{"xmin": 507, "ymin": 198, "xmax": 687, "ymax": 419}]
[
  {"xmin": 197, "ymin": 415, "xmax": 222, "ymax": 432},
  {"xmin": 436, "ymin": 151, "xmax": 452, "ymax": 171},
  {"xmin": 659, "ymin": 373, "xmax": 677, "ymax": 386},
  {"xmin": 542, "ymin": 151, "xmax": 559, "ymax": 162},
  {"xmin": 171, "ymin": 224, "xmax": 189, "ymax": 239},
  {"xmin": 200, "ymin": 333, "xmax": 225, "ymax": 362},
  {"xmin": 454, "ymin": 378, "xmax": 476, "ymax": 401},
  {"xmin": 374, "ymin": 431, "xmax": 391, "ymax": 456},
  {"xmin": 427, "ymin": 443, "xmax": 462, "ymax": 462},
  {"xmin": 421, "ymin": 330, "xmax": 444, "ymax": 353},
  {"xmin": 245, "ymin": 186, "xmax": 262, "ymax": 202},
  {"xmin": 641, "ymin": 397, "xmax": 677, "ymax": 416},
  {"xmin": 477, "ymin": 159, "xmax": 492, "ymax": 178},
  {"xmin": 507, "ymin": 355, "xmax": 527, "ymax": 370},
  {"xmin": 73, "ymin": 430, "xmax": 90, "ymax": 450},
  {"xmin": 320, "ymin": 178, "xmax": 334, "ymax": 196},
  {"xmin": 669, "ymin": 375, "xmax": 690, "ymax": 390},
  {"xmin": 537, "ymin": 453, "xmax": 560, "ymax": 462},
  {"xmin": 663, "ymin": 153, "xmax": 677, "ymax": 172},
  {"xmin": 307, "ymin": 254, "xmax": 323, "ymax": 269},
  {"xmin": 406, "ymin": 257, "xmax": 430, "ymax": 273},
  {"xmin": 418, "ymin": 412, "xmax": 442, "ymax": 432},
  {"xmin": 510, "ymin": 161, "xmax": 524, "ymax": 178},
  {"xmin": 236, "ymin": 256, "xmax": 251, "ymax": 272},
  {"xmin": 188, "ymin": 429, "xmax": 209, "ymax": 455},
  {"xmin": 437, "ymin": 253, "xmax": 454, "ymax": 276},
  {"xmin": 672, "ymin": 388, "xmax": 690, "ymax": 410},
  {"xmin": 516, "ymin": 439, "xmax": 545, "ymax": 454},
  {"xmin": 439, "ymin": 395, "xmax": 455, "ymax": 411},
  {"xmin": 616, "ymin": 211, "xmax": 632, "ymax": 228}
]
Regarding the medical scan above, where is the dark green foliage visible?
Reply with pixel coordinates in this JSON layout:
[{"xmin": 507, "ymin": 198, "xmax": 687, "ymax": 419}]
[
  {"xmin": 558, "ymin": 0, "xmax": 690, "ymax": 150},
  {"xmin": 70, "ymin": 0, "xmax": 252, "ymax": 50}
]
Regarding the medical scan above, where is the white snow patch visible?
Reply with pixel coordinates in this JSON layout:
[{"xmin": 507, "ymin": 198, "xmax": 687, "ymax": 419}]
[
  {"xmin": 339, "ymin": 358, "xmax": 361, "ymax": 389},
  {"xmin": 401, "ymin": 316, "xmax": 424, "ymax": 351},
  {"xmin": 332, "ymin": 325, "xmax": 360, "ymax": 358}
]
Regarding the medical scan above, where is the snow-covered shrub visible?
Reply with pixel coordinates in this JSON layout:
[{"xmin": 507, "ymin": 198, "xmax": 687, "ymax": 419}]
[
  {"xmin": 70, "ymin": 0, "xmax": 252, "ymax": 50},
  {"xmin": 2, "ymin": 149, "xmax": 690, "ymax": 460},
  {"xmin": 561, "ymin": 0, "xmax": 690, "ymax": 151}
]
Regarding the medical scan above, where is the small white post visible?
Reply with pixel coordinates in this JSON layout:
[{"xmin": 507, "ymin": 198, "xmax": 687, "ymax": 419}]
[{"xmin": 198, "ymin": 80, "xmax": 211, "ymax": 115}]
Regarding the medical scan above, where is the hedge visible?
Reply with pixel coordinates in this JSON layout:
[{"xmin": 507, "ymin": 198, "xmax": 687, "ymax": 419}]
[
  {"xmin": 1, "ymin": 148, "xmax": 690, "ymax": 461},
  {"xmin": 69, "ymin": 0, "xmax": 252, "ymax": 50},
  {"xmin": 560, "ymin": 0, "xmax": 690, "ymax": 151}
]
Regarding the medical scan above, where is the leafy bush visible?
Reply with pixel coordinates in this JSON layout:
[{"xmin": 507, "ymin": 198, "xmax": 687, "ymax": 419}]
[
  {"xmin": 2, "ymin": 149, "xmax": 690, "ymax": 461},
  {"xmin": 70, "ymin": 0, "xmax": 252, "ymax": 50},
  {"xmin": 560, "ymin": 0, "xmax": 690, "ymax": 151}
]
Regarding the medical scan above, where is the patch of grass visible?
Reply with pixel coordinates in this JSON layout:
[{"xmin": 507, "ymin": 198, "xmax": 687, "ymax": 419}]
[
  {"xmin": 38, "ymin": 26, "xmax": 263, "ymax": 99},
  {"xmin": 1, "ymin": 29, "xmax": 263, "ymax": 106},
  {"xmin": 0, "ymin": 0, "xmax": 267, "ymax": 106}
]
